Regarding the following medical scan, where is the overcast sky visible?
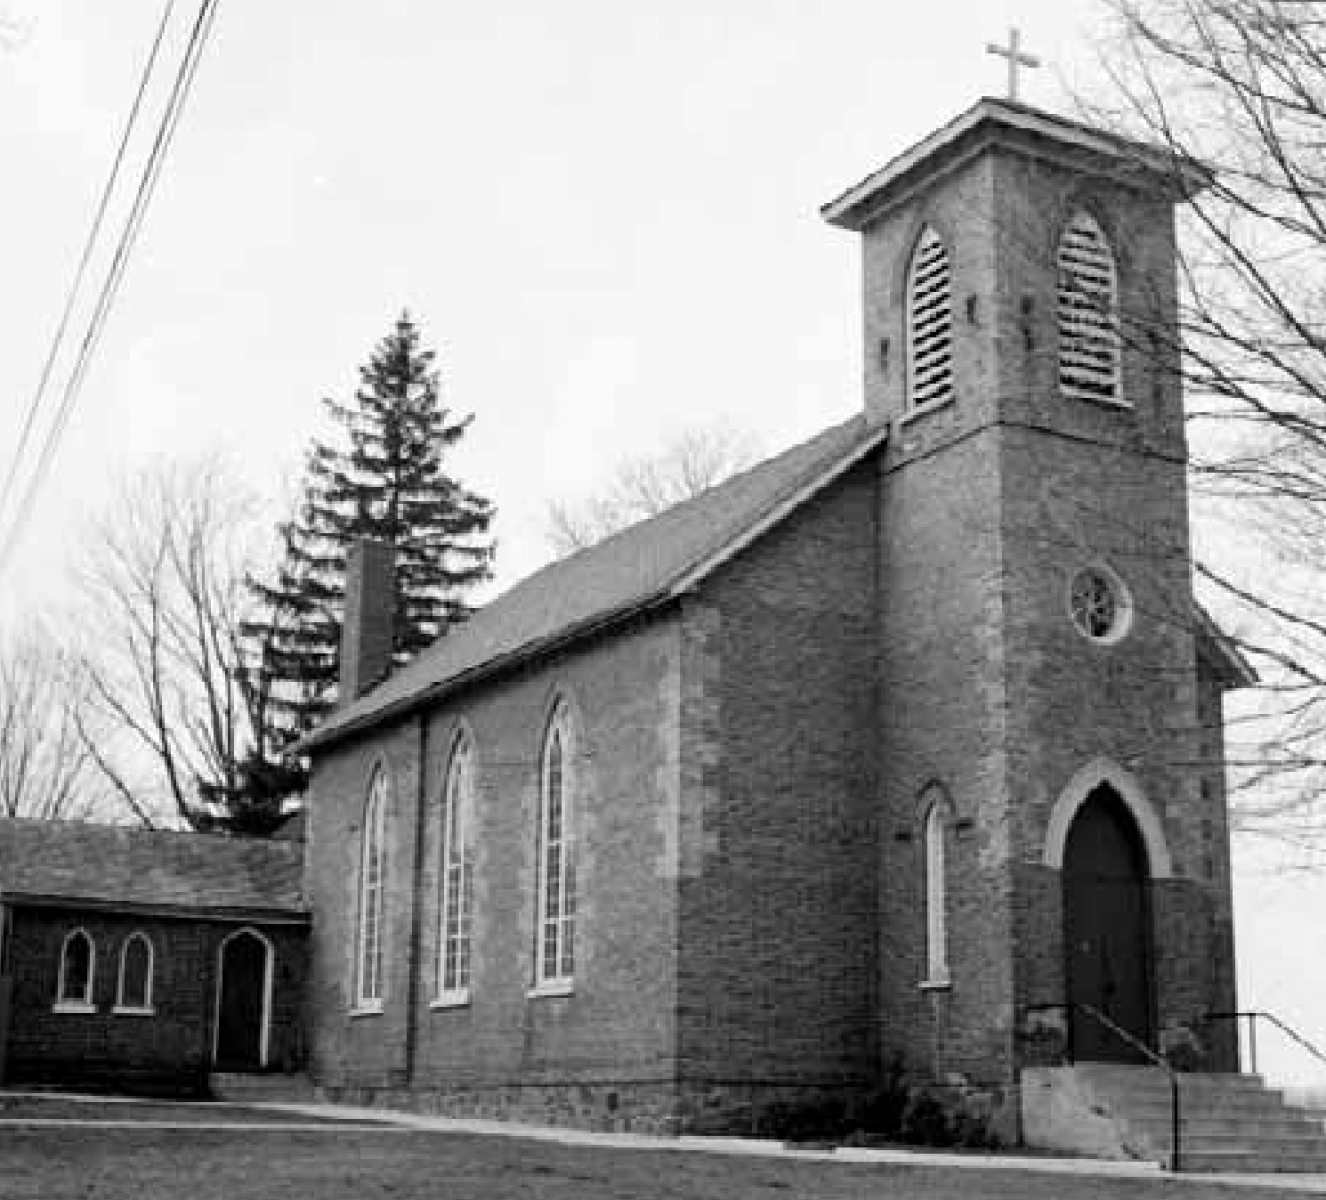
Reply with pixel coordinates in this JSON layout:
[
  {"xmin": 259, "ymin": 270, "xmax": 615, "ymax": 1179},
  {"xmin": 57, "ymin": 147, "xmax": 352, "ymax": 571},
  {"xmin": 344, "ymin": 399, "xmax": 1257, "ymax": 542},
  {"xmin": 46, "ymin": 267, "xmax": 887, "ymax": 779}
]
[{"xmin": 0, "ymin": 1, "xmax": 1318, "ymax": 1085}]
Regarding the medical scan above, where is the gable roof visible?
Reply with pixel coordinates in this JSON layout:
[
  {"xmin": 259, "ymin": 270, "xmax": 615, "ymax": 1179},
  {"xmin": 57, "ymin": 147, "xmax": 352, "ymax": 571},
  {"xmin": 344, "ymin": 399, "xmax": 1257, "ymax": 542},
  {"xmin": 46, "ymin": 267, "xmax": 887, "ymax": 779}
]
[
  {"xmin": 302, "ymin": 414, "xmax": 888, "ymax": 752},
  {"xmin": 0, "ymin": 818, "xmax": 307, "ymax": 919}
]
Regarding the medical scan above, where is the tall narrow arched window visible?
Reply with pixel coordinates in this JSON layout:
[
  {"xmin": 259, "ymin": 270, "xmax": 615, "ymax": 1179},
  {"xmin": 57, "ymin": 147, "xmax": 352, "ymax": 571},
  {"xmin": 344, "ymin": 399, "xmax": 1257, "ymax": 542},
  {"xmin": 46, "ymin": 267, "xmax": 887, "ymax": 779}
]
[
  {"xmin": 436, "ymin": 733, "xmax": 475, "ymax": 1002},
  {"xmin": 906, "ymin": 226, "xmax": 954, "ymax": 410},
  {"xmin": 56, "ymin": 929, "xmax": 95, "ymax": 1010},
  {"xmin": 115, "ymin": 932, "xmax": 154, "ymax": 1013},
  {"xmin": 1058, "ymin": 210, "xmax": 1121, "ymax": 403},
  {"xmin": 354, "ymin": 766, "xmax": 389, "ymax": 1010},
  {"xmin": 535, "ymin": 705, "xmax": 576, "ymax": 990},
  {"xmin": 923, "ymin": 804, "xmax": 950, "ymax": 987}
]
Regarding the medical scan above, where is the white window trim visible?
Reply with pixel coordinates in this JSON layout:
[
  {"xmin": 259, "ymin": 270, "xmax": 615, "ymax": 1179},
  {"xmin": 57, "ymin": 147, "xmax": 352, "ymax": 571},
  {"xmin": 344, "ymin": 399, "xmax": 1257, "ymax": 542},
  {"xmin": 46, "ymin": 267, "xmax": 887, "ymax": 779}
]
[
  {"xmin": 534, "ymin": 707, "xmax": 576, "ymax": 990},
  {"xmin": 353, "ymin": 767, "xmax": 389, "ymax": 1010},
  {"xmin": 115, "ymin": 932, "xmax": 154, "ymax": 1014},
  {"xmin": 921, "ymin": 804, "xmax": 951, "ymax": 990},
  {"xmin": 436, "ymin": 733, "xmax": 475, "ymax": 1005},
  {"xmin": 55, "ymin": 928, "xmax": 95, "ymax": 1010}
]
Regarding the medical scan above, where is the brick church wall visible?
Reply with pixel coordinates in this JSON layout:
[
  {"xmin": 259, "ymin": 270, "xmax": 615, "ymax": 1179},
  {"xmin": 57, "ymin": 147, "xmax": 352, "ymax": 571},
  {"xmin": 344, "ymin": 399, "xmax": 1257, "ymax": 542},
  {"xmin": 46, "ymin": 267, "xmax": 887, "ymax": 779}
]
[
  {"xmin": 875, "ymin": 428, "xmax": 1015, "ymax": 1086},
  {"xmin": 674, "ymin": 463, "xmax": 881, "ymax": 1128},
  {"xmin": 3, "ymin": 907, "xmax": 307, "ymax": 1094},
  {"xmin": 307, "ymin": 616, "xmax": 684, "ymax": 1127}
]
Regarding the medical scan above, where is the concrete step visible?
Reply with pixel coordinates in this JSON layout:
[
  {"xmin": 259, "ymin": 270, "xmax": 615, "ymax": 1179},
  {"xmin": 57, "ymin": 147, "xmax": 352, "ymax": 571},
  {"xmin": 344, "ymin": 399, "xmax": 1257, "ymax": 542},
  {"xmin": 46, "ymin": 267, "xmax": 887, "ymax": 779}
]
[
  {"xmin": 208, "ymin": 1072, "xmax": 315, "ymax": 1104},
  {"xmin": 1065, "ymin": 1066, "xmax": 1326, "ymax": 1172},
  {"xmin": 1180, "ymin": 1149, "xmax": 1326, "ymax": 1173}
]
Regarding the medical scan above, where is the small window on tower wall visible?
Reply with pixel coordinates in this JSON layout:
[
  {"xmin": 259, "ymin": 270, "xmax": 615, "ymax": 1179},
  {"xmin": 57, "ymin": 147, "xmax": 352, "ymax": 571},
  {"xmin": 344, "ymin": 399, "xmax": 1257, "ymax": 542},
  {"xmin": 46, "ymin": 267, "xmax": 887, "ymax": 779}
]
[
  {"xmin": 923, "ymin": 805, "xmax": 950, "ymax": 988},
  {"xmin": 1058, "ymin": 211, "xmax": 1121, "ymax": 403},
  {"xmin": 906, "ymin": 226, "xmax": 954, "ymax": 410}
]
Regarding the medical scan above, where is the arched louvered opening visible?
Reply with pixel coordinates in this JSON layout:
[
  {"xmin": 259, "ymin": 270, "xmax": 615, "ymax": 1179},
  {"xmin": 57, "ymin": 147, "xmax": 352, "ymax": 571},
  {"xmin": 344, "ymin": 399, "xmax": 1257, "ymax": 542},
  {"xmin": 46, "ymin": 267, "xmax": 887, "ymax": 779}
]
[
  {"xmin": 1058, "ymin": 211, "xmax": 1121, "ymax": 403},
  {"xmin": 906, "ymin": 226, "xmax": 954, "ymax": 410}
]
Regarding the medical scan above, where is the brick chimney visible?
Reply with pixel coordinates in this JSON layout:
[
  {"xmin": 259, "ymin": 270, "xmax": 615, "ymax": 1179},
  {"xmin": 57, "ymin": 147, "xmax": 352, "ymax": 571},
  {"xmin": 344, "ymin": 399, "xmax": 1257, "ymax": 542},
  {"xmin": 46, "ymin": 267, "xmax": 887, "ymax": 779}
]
[{"xmin": 339, "ymin": 538, "xmax": 395, "ymax": 703}]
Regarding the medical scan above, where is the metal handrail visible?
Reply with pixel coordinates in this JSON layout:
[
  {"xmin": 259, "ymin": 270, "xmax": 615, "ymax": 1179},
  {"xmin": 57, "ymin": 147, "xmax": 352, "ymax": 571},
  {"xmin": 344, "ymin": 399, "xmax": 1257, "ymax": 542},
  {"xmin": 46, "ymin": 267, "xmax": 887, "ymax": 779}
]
[
  {"xmin": 1204, "ymin": 1010, "xmax": 1326, "ymax": 1077},
  {"xmin": 1024, "ymin": 1001, "xmax": 1183, "ymax": 1172}
]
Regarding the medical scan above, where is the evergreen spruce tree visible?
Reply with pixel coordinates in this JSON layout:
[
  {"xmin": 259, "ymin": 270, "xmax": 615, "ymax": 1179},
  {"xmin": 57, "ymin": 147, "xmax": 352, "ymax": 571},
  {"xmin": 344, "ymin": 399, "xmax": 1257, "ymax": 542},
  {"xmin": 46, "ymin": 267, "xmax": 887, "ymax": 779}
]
[{"xmin": 247, "ymin": 313, "xmax": 495, "ymax": 753}]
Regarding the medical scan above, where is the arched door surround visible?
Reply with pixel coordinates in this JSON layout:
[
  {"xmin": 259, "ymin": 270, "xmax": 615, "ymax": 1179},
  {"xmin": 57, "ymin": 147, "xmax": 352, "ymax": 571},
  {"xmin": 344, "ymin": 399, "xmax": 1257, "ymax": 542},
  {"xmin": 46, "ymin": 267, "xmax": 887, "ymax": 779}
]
[{"xmin": 213, "ymin": 928, "xmax": 273, "ymax": 1071}]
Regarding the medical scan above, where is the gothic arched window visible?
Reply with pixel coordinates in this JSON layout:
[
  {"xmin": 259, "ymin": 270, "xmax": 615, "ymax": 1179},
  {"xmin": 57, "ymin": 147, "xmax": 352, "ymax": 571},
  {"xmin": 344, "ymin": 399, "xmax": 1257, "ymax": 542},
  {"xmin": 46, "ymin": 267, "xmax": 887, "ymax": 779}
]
[
  {"xmin": 535, "ymin": 705, "xmax": 576, "ymax": 990},
  {"xmin": 1058, "ymin": 210, "xmax": 1121, "ymax": 403},
  {"xmin": 354, "ymin": 766, "xmax": 389, "ymax": 1010},
  {"xmin": 57, "ymin": 928, "xmax": 95, "ymax": 1009},
  {"xmin": 923, "ymin": 803, "xmax": 950, "ymax": 986},
  {"xmin": 906, "ymin": 226, "xmax": 954, "ymax": 410},
  {"xmin": 116, "ymin": 932, "xmax": 154, "ymax": 1012},
  {"xmin": 437, "ymin": 732, "xmax": 475, "ymax": 1002}
]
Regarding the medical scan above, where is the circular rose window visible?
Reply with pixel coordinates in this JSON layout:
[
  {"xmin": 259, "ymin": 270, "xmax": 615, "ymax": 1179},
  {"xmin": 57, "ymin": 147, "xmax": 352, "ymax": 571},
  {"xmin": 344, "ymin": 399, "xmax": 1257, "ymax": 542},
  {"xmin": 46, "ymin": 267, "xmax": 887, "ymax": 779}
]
[{"xmin": 1069, "ymin": 566, "xmax": 1132, "ymax": 645}]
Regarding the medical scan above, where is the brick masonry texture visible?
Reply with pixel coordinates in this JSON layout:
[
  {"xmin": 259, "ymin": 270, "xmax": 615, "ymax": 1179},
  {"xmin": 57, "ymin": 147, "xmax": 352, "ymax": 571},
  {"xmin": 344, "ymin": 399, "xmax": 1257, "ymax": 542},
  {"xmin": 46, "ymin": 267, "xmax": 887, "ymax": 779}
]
[
  {"xmin": 307, "ymin": 617, "xmax": 682, "ymax": 1097},
  {"xmin": 302, "ymin": 115, "xmax": 1243, "ymax": 1133},
  {"xmin": 3, "ymin": 907, "xmax": 307, "ymax": 1094},
  {"xmin": 677, "ymin": 465, "xmax": 880, "ymax": 1090}
]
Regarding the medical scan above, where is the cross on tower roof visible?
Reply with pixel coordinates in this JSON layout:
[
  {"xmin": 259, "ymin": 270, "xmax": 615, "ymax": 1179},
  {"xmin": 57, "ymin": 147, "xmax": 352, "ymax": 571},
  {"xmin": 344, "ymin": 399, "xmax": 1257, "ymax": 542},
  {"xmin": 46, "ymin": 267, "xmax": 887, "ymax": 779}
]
[{"xmin": 986, "ymin": 27, "xmax": 1040, "ymax": 101}]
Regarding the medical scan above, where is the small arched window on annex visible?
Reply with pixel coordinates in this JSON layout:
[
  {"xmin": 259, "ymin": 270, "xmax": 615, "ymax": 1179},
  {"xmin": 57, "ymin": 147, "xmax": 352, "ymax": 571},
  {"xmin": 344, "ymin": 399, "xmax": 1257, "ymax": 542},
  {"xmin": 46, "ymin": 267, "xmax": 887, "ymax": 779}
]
[
  {"xmin": 1043, "ymin": 758, "xmax": 1173, "ymax": 879},
  {"xmin": 532, "ymin": 697, "xmax": 577, "ymax": 996},
  {"xmin": 352, "ymin": 762, "xmax": 391, "ymax": 1013},
  {"xmin": 917, "ymin": 783, "xmax": 953, "ymax": 990},
  {"xmin": 114, "ymin": 932, "xmax": 155, "ymax": 1015},
  {"xmin": 905, "ymin": 225, "xmax": 955, "ymax": 413},
  {"xmin": 55, "ymin": 928, "xmax": 96, "ymax": 1012},
  {"xmin": 1057, "ymin": 208, "xmax": 1123, "ymax": 405},
  {"xmin": 435, "ymin": 725, "xmax": 477, "ymax": 1006}
]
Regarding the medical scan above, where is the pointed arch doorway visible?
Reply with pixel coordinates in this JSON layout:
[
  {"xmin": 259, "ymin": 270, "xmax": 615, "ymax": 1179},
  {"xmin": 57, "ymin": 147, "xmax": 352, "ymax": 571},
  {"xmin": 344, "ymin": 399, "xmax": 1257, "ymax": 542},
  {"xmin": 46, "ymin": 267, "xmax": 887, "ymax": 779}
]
[
  {"xmin": 1062, "ymin": 783, "xmax": 1154, "ymax": 1061},
  {"xmin": 213, "ymin": 930, "xmax": 272, "ymax": 1071}
]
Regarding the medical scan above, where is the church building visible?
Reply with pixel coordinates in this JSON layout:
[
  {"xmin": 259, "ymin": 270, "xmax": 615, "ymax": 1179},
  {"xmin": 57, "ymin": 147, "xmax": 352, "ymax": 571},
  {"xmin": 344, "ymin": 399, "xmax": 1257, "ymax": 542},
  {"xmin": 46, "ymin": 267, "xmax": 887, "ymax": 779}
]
[{"xmin": 298, "ymin": 97, "xmax": 1254, "ymax": 1137}]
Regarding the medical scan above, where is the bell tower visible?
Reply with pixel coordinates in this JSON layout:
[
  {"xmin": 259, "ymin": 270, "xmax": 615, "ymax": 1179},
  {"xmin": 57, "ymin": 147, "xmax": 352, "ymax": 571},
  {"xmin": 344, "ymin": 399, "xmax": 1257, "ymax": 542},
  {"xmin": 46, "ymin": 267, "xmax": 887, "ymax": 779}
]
[{"xmin": 823, "ymin": 101, "xmax": 1245, "ymax": 1086}]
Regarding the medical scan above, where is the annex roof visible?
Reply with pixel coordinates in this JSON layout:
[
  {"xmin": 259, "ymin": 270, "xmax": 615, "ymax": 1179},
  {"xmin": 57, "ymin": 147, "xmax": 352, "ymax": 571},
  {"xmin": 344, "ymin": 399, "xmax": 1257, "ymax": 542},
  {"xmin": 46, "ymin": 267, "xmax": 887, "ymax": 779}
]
[
  {"xmin": 0, "ymin": 818, "xmax": 307, "ymax": 919},
  {"xmin": 822, "ymin": 97, "xmax": 1212, "ymax": 233},
  {"xmin": 302, "ymin": 414, "xmax": 889, "ymax": 752}
]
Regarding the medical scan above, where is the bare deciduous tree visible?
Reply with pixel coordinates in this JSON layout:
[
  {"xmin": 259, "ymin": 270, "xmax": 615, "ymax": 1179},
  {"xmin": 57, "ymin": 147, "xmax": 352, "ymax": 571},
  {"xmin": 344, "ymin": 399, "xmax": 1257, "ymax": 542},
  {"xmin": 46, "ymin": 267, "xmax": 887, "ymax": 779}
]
[
  {"xmin": 0, "ymin": 628, "xmax": 103, "ymax": 821},
  {"xmin": 1083, "ymin": 0, "xmax": 1326, "ymax": 840},
  {"xmin": 72, "ymin": 455, "xmax": 295, "ymax": 833},
  {"xmin": 546, "ymin": 423, "xmax": 763, "ymax": 556}
]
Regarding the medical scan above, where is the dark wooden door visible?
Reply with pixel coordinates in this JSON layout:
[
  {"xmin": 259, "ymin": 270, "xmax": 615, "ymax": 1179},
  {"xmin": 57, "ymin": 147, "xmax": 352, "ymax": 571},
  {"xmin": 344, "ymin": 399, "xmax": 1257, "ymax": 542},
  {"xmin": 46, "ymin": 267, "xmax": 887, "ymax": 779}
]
[
  {"xmin": 1063, "ymin": 785, "xmax": 1153, "ymax": 1062},
  {"xmin": 215, "ymin": 932, "xmax": 267, "ymax": 1071}
]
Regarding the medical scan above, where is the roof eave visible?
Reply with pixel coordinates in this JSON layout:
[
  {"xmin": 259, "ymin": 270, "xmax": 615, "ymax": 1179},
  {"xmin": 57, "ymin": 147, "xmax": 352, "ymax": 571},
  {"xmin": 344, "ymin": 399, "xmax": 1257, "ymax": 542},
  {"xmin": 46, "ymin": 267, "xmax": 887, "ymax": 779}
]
[
  {"xmin": 1194, "ymin": 602, "xmax": 1258, "ymax": 689},
  {"xmin": 299, "ymin": 422, "xmax": 890, "ymax": 755},
  {"xmin": 0, "ymin": 891, "xmax": 310, "ymax": 924}
]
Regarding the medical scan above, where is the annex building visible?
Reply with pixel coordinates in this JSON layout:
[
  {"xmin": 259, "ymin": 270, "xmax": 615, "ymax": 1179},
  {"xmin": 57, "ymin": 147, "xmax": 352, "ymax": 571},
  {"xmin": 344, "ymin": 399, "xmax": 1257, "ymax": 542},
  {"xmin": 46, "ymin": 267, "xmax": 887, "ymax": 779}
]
[{"xmin": 294, "ymin": 97, "xmax": 1254, "ymax": 1137}]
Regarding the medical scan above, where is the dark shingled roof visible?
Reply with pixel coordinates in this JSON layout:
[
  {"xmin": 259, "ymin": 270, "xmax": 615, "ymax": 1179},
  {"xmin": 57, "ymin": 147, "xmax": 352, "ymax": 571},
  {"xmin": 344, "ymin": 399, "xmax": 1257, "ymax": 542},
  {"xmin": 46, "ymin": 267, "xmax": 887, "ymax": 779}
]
[
  {"xmin": 304, "ymin": 414, "xmax": 887, "ymax": 751},
  {"xmin": 0, "ymin": 818, "xmax": 307, "ymax": 916}
]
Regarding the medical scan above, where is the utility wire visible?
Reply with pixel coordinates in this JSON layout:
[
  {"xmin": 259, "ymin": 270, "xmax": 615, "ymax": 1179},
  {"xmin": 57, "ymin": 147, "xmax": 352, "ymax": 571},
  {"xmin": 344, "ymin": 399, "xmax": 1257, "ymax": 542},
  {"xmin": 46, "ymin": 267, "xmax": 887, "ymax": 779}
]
[
  {"xmin": 0, "ymin": 0, "xmax": 178, "ymax": 536},
  {"xmin": 0, "ymin": 0, "xmax": 222, "ymax": 574}
]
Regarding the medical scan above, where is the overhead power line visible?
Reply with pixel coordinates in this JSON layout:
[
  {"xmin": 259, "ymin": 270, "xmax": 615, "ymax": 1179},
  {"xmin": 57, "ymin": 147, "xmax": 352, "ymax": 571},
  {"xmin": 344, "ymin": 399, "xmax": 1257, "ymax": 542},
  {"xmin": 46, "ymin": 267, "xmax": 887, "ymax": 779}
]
[
  {"xmin": 0, "ymin": 0, "xmax": 222, "ymax": 575},
  {"xmin": 0, "ymin": 0, "xmax": 178, "ymax": 537}
]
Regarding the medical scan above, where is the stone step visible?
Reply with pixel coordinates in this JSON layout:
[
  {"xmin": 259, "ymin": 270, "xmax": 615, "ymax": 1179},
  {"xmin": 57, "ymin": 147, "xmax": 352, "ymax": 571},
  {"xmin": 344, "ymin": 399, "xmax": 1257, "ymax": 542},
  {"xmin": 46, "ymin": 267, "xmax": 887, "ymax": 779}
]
[
  {"xmin": 1129, "ymin": 1116, "xmax": 1323, "ymax": 1140},
  {"xmin": 1179, "ymin": 1150, "xmax": 1326, "ymax": 1173},
  {"xmin": 208, "ymin": 1072, "xmax": 315, "ymax": 1104}
]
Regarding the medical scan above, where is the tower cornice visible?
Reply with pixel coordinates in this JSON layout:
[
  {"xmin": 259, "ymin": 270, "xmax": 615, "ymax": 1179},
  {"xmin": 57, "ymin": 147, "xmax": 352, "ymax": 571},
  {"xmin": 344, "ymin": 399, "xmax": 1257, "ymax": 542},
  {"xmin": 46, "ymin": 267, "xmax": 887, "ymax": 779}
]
[{"xmin": 822, "ymin": 97, "xmax": 1210, "ymax": 233}]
